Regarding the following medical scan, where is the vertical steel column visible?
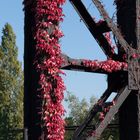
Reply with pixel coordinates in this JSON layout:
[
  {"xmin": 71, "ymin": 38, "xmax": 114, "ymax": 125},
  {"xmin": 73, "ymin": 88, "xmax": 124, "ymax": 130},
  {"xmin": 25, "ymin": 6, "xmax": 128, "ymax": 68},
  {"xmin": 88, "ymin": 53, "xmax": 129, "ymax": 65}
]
[
  {"xmin": 136, "ymin": 0, "xmax": 140, "ymax": 139},
  {"xmin": 24, "ymin": 2, "xmax": 43, "ymax": 139},
  {"xmin": 136, "ymin": 0, "xmax": 140, "ymax": 51},
  {"xmin": 116, "ymin": 0, "xmax": 140, "ymax": 140}
]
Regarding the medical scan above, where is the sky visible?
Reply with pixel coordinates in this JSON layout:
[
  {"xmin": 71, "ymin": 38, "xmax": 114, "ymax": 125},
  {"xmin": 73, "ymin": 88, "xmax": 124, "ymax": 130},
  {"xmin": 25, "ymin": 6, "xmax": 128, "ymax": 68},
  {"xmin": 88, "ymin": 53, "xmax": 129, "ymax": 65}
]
[{"xmin": 0, "ymin": 0, "xmax": 116, "ymax": 114}]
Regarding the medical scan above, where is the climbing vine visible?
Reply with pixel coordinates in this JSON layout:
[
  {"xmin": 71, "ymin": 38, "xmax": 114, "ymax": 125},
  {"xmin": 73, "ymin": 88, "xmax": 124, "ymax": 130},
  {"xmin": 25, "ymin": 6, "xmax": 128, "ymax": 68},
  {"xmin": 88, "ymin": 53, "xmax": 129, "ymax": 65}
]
[
  {"xmin": 23, "ymin": 0, "xmax": 128, "ymax": 140},
  {"xmin": 24, "ymin": 0, "xmax": 66, "ymax": 139}
]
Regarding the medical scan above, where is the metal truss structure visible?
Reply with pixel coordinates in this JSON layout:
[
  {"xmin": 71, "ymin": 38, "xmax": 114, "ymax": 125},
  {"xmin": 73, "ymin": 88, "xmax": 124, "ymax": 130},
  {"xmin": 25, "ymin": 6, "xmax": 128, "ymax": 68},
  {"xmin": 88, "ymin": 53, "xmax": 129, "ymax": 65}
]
[
  {"xmin": 61, "ymin": 0, "xmax": 140, "ymax": 139},
  {"xmin": 24, "ymin": 0, "xmax": 140, "ymax": 139}
]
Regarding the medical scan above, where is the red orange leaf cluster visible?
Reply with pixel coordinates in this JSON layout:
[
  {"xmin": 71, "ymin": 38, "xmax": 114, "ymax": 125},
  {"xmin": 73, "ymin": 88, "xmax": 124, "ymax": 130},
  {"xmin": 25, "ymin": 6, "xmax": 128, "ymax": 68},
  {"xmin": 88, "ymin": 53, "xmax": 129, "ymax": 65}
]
[
  {"xmin": 23, "ymin": 1, "xmax": 128, "ymax": 139},
  {"xmin": 24, "ymin": 0, "xmax": 66, "ymax": 139},
  {"xmin": 83, "ymin": 59, "xmax": 127, "ymax": 73}
]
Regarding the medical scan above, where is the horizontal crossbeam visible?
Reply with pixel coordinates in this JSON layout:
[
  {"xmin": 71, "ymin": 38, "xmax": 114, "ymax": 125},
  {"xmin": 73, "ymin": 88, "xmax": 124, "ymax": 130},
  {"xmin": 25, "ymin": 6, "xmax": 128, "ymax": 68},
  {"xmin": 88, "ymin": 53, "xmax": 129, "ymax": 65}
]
[
  {"xmin": 61, "ymin": 54, "xmax": 108, "ymax": 74},
  {"xmin": 61, "ymin": 54, "xmax": 127, "ymax": 74},
  {"xmin": 65, "ymin": 124, "xmax": 118, "ymax": 131}
]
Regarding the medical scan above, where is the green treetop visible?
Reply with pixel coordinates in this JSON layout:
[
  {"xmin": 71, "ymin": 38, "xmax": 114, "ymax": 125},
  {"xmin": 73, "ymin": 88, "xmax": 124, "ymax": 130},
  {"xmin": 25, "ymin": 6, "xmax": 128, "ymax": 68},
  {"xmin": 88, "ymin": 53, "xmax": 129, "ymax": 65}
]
[{"xmin": 0, "ymin": 23, "xmax": 23, "ymax": 140}]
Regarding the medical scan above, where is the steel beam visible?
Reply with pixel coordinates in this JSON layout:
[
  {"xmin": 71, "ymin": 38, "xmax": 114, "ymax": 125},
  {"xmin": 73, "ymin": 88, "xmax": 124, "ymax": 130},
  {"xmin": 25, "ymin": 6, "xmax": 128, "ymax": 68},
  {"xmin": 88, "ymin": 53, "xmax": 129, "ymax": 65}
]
[
  {"xmin": 65, "ymin": 124, "xmax": 118, "ymax": 131},
  {"xmin": 24, "ymin": 3, "xmax": 43, "ymax": 139},
  {"xmin": 96, "ymin": 21, "xmax": 110, "ymax": 33},
  {"xmin": 70, "ymin": 0, "xmax": 116, "ymax": 58},
  {"xmin": 72, "ymin": 86, "xmax": 114, "ymax": 140},
  {"xmin": 61, "ymin": 54, "xmax": 109, "ymax": 74},
  {"xmin": 92, "ymin": 0, "xmax": 133, "ymax": 53},
  {"xmin": 128, "ymin": 49, "xmax": 140, "ymax": 90},
  {"xmin": 116, "ymin": 0, "xmax": 140, "ymax": 140},
  {"xmin": 136, "ymin": 0, "xmax": 140, "ymax": 89},
  {"xmin": 137, "ymin": 0, "xmax": 140, "ymax": 51},
  {"xmin": 86, "ymin": 86, "xmax": 131, "ymax": 140},
  {"xmin": 61, "ymin": 54, "xmax": 127, "ymax": 74},
  {"xmin": 136, "ymin": 0, "xmax": 140, "ymax": 139}
]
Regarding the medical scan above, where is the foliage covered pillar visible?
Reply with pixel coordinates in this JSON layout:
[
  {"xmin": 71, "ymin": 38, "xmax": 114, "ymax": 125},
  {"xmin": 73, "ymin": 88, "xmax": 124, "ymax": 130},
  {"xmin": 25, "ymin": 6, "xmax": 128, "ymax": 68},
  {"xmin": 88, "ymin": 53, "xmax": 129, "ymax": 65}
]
[{"xmin": 24, "ymin": 0, "xmax": 65, "ymax": 139}]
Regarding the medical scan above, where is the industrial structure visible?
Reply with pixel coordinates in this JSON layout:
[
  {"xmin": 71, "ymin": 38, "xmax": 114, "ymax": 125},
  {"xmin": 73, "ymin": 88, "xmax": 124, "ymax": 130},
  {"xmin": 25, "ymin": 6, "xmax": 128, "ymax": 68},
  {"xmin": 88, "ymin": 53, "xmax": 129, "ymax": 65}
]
[{"xmin": 24, "ymin": 0, "xmax": 140, "ymax": 139}]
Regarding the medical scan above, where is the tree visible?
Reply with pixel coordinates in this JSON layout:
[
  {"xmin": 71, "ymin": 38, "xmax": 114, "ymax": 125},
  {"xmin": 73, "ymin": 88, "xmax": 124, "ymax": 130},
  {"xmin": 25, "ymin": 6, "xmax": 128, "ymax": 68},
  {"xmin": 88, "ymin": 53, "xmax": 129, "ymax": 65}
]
[
  {"xmin": 0, "ymin": 23, "xmax": 23, "ymax": 140},
  {"xmin": 64, "ymin": 92, "xmax": 119, "ymax": 140},
  {"xmin": 64, "ymin": 91, "xmax": 98, "ymax": 139}
]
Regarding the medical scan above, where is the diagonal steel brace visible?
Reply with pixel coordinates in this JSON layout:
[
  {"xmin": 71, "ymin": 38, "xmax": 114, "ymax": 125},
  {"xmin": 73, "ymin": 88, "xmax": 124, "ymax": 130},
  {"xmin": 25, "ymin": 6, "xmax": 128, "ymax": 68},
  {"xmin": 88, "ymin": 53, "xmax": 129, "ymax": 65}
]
[{"xmin": 92, "ymin": 0, "xmax": 133, "ymax": 53}]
